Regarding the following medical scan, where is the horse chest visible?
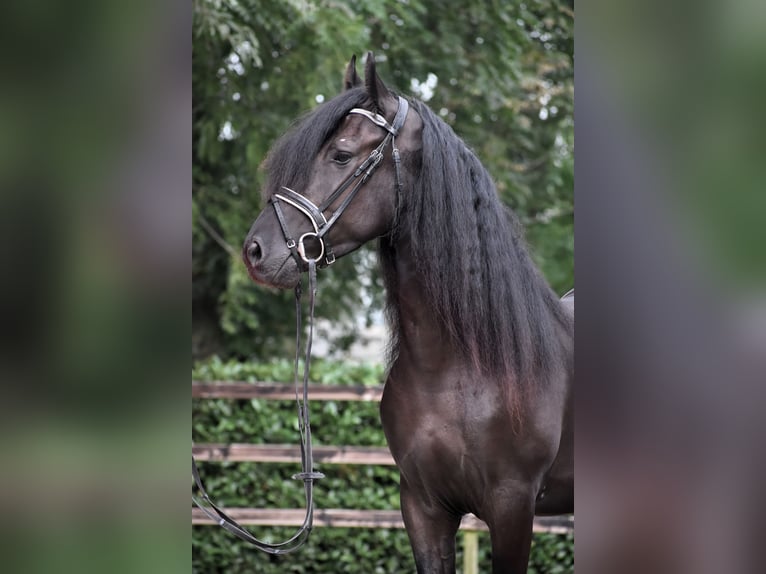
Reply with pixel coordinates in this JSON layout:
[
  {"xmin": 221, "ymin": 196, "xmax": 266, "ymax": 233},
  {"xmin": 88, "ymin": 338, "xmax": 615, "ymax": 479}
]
[
  {"xmin": 380, "ymin": 380, "xmax": 508, "ymax": 507},
  {"xmin": 388, "ymin": 423, "xmax": 484, "ymax": 510}
]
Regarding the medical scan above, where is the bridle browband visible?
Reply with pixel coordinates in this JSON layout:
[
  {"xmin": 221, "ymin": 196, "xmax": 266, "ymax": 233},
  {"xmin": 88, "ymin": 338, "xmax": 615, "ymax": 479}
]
[
  {"xmin": 192, "ymin": 95, "xmax": 410, "ymax": 554},
  {"xmin": 270, "ymin": 95, "xmax": 409, "ymax": 269}
]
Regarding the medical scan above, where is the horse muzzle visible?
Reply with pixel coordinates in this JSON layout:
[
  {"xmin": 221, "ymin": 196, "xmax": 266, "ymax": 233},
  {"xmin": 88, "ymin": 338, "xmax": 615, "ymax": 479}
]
[{"xmin": 242, "ymin": 234, "xmax": 301, "ymax": 289}]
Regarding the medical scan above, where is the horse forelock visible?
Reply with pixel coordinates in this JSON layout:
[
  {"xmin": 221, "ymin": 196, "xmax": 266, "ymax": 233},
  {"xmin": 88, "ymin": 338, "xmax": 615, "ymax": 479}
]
[{"xmin": 261, "ymin": 88, "xmax": 370, "ymax": 200}]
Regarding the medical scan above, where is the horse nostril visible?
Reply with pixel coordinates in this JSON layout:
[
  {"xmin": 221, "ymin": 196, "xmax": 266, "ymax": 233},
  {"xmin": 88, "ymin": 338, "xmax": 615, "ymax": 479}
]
[{"xmin": 246, "ymin": 240, "xmax": 263, "ymax": 265}]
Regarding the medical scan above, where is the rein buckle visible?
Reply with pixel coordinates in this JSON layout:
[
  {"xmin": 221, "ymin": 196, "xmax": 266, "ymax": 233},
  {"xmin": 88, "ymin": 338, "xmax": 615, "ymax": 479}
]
[{"xmin": 291, "ymin": 471, "xmax": 326, "ymax": 482}]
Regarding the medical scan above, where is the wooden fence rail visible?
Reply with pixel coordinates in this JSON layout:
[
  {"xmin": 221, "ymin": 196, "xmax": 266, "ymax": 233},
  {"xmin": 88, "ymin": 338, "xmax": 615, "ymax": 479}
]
[
  {"xmin": 193, "ymin": 443, "xmax": 395, "ymax": 465},
  {"xmin": 192, "ymin": 381, "xmax": 383, "ymax": 401},
  {"xmin": 192, "ymin": 507, "xmax": 574, "ymax": 534}
]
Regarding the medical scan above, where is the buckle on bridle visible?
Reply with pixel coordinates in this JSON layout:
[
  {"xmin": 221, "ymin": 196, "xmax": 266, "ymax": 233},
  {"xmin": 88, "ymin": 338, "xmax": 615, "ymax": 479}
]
[{"xmin": 291, "ymin": 471, "xmax": 325, "ymax": 482}]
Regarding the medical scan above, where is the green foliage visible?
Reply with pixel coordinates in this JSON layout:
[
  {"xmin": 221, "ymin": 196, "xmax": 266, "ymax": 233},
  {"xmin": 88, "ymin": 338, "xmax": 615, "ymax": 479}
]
[
  {"xmin": 193, "ymin": 359, "xmax": 573, "ymax": 572},
  {"xmin": 192, "ymin": 0, "xmax": 574, "ymax": 361}
]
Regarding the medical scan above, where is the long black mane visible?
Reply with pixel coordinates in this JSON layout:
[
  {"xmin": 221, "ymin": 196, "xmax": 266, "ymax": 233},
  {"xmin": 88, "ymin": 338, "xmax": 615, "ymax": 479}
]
[{"xmin": 381, "ymin": 99, "xmax": 571, "ymax": 407}]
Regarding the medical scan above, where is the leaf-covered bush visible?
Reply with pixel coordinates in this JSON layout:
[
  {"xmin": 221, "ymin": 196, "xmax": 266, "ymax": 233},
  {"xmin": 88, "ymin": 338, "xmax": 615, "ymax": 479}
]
[{"xmin": 193, "ymin": 359, "xmax": 573, "ymax": 572}]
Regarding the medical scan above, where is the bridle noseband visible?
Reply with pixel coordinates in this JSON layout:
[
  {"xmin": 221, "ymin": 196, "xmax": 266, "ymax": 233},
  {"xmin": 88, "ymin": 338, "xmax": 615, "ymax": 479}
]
[{"xmin": 270, "ymin": 95, "xmax": 409, "ymax": 269}]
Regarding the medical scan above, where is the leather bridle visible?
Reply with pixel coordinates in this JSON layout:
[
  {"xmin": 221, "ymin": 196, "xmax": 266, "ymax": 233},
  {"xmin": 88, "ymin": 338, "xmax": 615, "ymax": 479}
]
[
  {"xmin": 192, "ymin": 96, "xmax": 410, "ymax": 554},
  {"xmin": 270, "ymin": 95, "xmax": 409, "ymax": 269}
]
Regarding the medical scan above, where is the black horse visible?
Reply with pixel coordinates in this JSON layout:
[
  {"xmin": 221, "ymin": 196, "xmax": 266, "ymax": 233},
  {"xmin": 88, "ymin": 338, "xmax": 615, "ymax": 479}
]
[{"xmin": 243, "ymin": 53, "xmax": 573, "ymax": 573}]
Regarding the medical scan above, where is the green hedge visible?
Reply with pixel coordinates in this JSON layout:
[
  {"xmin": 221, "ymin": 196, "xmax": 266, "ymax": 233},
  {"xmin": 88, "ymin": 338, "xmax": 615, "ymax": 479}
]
[{"xmin": 192, "ymin": 358, "xmax": 573, "ymax": 573}]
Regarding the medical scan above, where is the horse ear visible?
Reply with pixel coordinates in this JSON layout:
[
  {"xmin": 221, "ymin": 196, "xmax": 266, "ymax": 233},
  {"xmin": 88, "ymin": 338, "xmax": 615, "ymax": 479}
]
[
  {"xmin": 344, "ymin": 54, "xmax": 362, "ymax": 91},
  {"xmin": 364, "ymin": 51, "xmax": 392, "ymax": 112}
]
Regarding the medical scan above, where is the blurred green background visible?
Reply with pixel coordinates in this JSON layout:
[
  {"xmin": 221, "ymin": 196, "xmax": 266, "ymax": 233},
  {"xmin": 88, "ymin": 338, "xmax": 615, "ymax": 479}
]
[{"xmin": 0, "ymin": 0, "xmax": 762, "ymax": 569}]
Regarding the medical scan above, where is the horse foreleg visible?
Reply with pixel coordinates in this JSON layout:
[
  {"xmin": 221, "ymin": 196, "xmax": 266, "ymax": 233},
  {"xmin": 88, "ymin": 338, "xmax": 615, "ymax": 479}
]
[
  {"xmin": 400, "ymin": 476, "xmax": 461, "ymax": 574},
  {"xmin": 484, "ymin": 483, "xmax": 537, "ymax": 573}
]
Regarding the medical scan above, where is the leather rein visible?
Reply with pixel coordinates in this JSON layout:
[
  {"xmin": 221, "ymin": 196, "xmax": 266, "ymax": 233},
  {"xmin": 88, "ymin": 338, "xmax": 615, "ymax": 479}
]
[{"xmin": 192, "ymin": 96, "xmax": 409, "ymax": 554}]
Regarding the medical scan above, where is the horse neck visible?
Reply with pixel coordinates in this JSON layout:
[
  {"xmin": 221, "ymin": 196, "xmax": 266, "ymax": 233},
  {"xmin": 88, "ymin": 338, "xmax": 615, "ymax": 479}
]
[{"xmin": 385, "ymin": 236, "xmax": 458, "ymax": 374}]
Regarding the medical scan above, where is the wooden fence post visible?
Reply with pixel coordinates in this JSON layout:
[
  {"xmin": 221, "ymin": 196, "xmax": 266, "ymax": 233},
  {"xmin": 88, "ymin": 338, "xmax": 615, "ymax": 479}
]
[{"xmin": 463, "ymin": 531, "xmax": 479, "ymax": 574}]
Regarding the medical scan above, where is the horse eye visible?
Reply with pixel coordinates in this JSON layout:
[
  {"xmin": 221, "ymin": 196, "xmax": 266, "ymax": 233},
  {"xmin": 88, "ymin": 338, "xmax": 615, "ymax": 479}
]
[{"xmin": 333, "ymin": 151, "xmax": 352, "ymax": 165}]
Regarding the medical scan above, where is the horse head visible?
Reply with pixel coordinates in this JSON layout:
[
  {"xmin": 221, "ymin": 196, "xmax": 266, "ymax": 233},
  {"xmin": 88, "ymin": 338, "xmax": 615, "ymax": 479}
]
[{"xmin": 243, "ymin": 53, "xmax": 422, "ymax": 288}]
